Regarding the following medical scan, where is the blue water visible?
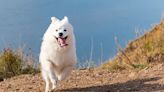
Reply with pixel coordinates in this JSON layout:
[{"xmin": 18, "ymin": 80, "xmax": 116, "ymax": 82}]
[{"xmin": 0, "ymin": 0, "xmax": 164, "ymax": 64}]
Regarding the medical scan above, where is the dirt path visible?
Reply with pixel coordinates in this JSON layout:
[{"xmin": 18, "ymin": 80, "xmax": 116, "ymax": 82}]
[{"xmin": 0, "ymin": 64, "xmax": 164, "ymax": 92}]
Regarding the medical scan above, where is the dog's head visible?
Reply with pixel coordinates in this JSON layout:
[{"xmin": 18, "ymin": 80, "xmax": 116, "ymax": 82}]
[{"xmin": 49, "ymin": 16, "xmax": 73, "ymax": 48}]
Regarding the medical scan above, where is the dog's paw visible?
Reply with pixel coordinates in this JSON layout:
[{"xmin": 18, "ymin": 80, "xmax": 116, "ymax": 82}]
[
  {"xmin": 45, "ymin": 89, "xmax": 52, "ymax": 92},
  {"xmin": 52, "ymin": 85, "xmax": 57, "ymax": 90},
  {"xmin": 51, "ymin": 81, "xmax": 57, "ymax": 92},
  {"xmin": 50, "ymin": 87, "xmax": 57, "ymax": 92}
]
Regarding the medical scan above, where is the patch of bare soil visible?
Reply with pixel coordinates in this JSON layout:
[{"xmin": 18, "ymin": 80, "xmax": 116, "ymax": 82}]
[{"xmin": 0, "ymin": 64, "xmax": 164, "ymax": 92}]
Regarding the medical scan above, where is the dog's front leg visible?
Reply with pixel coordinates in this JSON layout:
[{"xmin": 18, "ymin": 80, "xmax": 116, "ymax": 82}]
[
  {"xmin": 41, "ymin": 69, "xmax": 51, "ymax": 92},
  {"xmin": 48, "ymin": 63, "xmax": 58, "ymax": 91},
  {"xmin": 42, "ymin": 61, "xmax": 58, "ymax": 92}
]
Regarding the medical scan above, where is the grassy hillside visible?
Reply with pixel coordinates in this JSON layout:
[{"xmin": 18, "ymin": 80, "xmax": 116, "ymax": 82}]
[{"xmin": 102, "ymin": 19, "xmax": 164, "ymax": 71}]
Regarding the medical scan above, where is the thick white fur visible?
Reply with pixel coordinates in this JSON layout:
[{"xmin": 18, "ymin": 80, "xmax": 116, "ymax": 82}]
[{"xmin": 39, "ymin": 16, "xmax": 77, "ymax": 92}]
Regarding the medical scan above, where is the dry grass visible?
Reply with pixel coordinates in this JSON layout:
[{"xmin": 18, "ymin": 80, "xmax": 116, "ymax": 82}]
[
  {"xmin": 0, "ymin": 47, "xmax": 39, "ymax": 80},
  {"xmin": 101, "ymin": 19, "xmax": 164, "ymax": 71}
]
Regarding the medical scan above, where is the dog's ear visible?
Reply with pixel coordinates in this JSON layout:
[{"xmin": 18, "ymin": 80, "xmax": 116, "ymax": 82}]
[
  {"xmin": 51, "ymin": 17, "xmax": 59, "ymax": 23},
  {"xmin": 64, "ymin": 16, "xmax": 69, "ymax": 22},
  {"xmin": 61, "ymin": 16, "xmax": 69, "ymax": 24}
]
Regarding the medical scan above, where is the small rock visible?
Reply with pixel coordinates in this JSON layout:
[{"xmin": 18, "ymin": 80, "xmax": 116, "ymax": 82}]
[
  {"xmin": 28, "ymin": 86, "xmax": 33, "ymax": 89},
  {"xmin": 76, "ymin": 77, "xmax": 81, "ymax": 80},
  {"xmin": 15, "ymin": 88, "xmax": 20, "ymax": 90},
  {"xmin": 7, "ymin": 84, "xmax": 11, "ymax": 88},
  {"xmin": 128, "ymin": 72, "xmax": 136, "ymax": 78}
]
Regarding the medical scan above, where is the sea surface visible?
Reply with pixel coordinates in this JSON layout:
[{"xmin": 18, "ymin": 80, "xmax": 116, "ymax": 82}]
[{"xmin": 0, "ymin": 0, "xmax": 164, "ymax": 65}]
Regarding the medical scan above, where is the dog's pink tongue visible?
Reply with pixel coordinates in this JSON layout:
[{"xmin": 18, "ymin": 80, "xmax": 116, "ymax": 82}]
[{"xmin": 58, "ymin": 38, "xmax": 67, "ymax": 47}]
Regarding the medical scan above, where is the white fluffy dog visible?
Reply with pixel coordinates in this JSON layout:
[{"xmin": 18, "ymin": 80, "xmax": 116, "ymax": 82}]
[{"xmin": 39, "ymin": 16, "xmax": 77, "ymax": 92}]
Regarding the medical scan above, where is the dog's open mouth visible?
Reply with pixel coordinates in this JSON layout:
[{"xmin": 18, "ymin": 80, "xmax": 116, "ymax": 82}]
[{"xmin": 56, "ymin": 36, "xmax": 68, "ymax": 47}]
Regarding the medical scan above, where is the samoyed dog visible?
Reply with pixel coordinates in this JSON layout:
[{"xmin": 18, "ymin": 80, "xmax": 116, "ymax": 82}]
[{"xmin": 39, "ymin": 16, "xmax": 77, "ymax": 92}]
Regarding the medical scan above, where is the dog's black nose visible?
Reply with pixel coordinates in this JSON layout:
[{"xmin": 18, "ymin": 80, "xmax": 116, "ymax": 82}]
[{"xmin": 59, "ymin": 33, "xmax": 63, "ymax": 37}]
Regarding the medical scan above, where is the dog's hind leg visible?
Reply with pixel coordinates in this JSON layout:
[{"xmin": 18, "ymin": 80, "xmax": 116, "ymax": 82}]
[{"xmin": 57, "ymin": 66, "xmax": 74, "ymax": 81}]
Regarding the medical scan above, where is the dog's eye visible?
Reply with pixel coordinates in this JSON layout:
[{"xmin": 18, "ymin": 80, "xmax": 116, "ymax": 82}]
[
  {"xmin": 56, "ymin": 29, "xmax": 58, "ymax": 32},
  {"xmin": 64, "ymin": 29, "xmax": 67, "ymax": 32}
]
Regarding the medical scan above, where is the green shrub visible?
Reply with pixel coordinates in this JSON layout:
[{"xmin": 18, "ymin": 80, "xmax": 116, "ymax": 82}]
[
  {"xmin": 0, "ymin": 48, "xmax": 22, "ymax": 78},
  {"xmin": 0, "ymin": 48, "xmax": 39, "ymax": 80},
  {"xmin": 132, "ymin": 63, "xmax": 148, "ymax": 71}
]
